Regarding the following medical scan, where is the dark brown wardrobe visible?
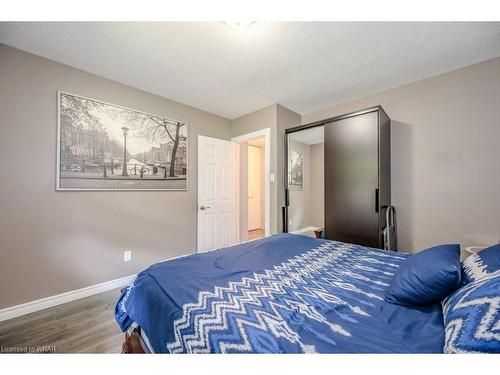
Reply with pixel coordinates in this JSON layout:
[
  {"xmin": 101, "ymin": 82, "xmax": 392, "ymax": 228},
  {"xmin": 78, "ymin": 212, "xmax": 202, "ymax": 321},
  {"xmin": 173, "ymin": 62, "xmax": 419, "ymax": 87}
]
[{"xmin": 284, "ymin": 106, "xmax": 391, "ymax": 249}]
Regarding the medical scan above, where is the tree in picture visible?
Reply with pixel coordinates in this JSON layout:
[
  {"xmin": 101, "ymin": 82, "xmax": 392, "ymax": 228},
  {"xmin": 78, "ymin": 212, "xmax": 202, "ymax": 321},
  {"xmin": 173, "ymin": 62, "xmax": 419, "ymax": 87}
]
[{"xmin": 120, "ymin": 111, "xmax": 186, "ymax": 179}]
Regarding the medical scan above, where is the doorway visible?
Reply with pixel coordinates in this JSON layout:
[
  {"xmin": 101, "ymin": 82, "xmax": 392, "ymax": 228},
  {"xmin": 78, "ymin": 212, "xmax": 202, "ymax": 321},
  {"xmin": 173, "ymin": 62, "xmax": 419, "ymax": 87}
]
[
  {"xmin": 247, "ymin": 140, "xmax": 265, "ymax": 240},
  {"xmin": 231, "ymin": 128, "xmax": 271, "ymax": 242}
]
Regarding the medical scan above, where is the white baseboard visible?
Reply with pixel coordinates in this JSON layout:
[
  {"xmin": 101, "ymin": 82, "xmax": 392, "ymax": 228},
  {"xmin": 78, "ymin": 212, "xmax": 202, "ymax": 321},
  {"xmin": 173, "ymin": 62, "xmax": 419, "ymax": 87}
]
[
  {"xmin": 0, "ymin": 274, "xmax": 136, "ymax": 322},
  {"xmin": 290, "ymin": 226, "xmax": 320, "ymax": 235}
]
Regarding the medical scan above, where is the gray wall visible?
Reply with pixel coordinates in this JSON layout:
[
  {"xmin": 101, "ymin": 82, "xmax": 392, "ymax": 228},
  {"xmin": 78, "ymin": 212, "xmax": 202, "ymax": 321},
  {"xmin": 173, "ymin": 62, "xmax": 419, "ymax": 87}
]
[
  {"xmin": 0, "ymin": 44, "xmax": 231, "ymax": 309},
  {"xmin": 302, "ymin": 56, "xmax": 500, "ymax": 253}
]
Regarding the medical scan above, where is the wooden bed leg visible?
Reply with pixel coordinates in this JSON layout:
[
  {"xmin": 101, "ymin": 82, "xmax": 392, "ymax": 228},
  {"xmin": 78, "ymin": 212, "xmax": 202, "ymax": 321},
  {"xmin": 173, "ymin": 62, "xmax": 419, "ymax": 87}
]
[{"xmin": 122, "ymin": 327, "xmax": 146, "ymax": 353}]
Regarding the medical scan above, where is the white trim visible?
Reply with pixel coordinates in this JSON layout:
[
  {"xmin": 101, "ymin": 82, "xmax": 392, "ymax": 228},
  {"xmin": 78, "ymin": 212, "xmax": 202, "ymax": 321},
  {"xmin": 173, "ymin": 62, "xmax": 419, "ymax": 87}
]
[
  {"xmin": 235, "ymin": 144, "xmax": 241, "ymax": 243},
  {"xmin": 231, "ymin": 128, "xmax": 272, "ymax": 237},
  {"xmin": 290, "ymin": 226, "xmax": 320, "ymax": 235},
  {"xmin": 0, "ymin": 274, "xmax": 136, "ymax": 322}
]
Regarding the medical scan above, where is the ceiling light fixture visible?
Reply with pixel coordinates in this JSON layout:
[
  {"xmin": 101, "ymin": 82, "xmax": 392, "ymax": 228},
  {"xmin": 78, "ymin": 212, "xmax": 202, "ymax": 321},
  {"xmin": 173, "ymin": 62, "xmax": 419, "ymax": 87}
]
[{"xmin": 223, "ymin": 21, "xmax": 257, "ymax": 30}]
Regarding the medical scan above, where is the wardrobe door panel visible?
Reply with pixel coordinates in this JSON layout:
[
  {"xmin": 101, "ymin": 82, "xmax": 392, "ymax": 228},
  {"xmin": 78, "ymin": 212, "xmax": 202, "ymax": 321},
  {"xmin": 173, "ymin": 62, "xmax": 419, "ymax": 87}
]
[
  {"xmin": 285, "ymin": 126, "xmax": 325, "ymax": 233},
  {"xmin": 324, "ymin": 111, "xmax": 379, "ymax": 247}
]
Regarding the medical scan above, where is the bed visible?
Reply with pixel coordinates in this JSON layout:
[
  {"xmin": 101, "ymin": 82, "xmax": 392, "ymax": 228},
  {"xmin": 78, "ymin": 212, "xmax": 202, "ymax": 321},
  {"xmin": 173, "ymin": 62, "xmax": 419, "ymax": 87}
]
[{"xmin": 115, "ymin": 234, "xmax": 445, "ymax": 353}]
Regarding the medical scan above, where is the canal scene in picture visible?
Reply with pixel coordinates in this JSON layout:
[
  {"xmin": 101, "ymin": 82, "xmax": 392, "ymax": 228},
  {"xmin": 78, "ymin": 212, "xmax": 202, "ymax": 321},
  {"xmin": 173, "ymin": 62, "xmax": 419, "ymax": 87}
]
[{"xmin": 57, "ymin": 92, "xmax": 188, "ymax": 190}]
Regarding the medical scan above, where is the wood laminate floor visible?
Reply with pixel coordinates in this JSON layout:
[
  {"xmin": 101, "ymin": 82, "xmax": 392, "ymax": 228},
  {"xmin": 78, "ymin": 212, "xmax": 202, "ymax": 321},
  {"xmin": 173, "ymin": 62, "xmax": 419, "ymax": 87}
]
[
  {"xmin": 0, "ymin": 288, "xmax": 123, "ymax": 353},
  {"xmin": 248, "ymin": 228, "xmax": 265, "ymax": 240}
]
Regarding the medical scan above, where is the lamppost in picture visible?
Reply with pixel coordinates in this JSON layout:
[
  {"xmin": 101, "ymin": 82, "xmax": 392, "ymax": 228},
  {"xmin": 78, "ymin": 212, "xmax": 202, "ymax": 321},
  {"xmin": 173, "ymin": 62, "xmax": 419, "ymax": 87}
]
[
  {"xmin": 121, "ymin": 126, "xmax": 129, "ymax": 176},
  {"xmin": 102, "ymin": 128, "xmax": 108, "ymax": 178}
]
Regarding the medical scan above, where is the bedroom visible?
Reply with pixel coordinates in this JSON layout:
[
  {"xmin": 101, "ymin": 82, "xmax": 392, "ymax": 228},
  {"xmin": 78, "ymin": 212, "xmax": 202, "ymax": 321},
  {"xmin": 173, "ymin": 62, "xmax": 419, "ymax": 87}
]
[{"xmin": 1, "ymin": 1, "xmax": 499, "ymax": 373}]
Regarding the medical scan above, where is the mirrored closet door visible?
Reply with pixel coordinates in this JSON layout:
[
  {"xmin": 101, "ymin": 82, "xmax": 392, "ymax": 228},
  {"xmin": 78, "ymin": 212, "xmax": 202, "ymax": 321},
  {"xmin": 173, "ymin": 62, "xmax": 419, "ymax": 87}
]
[{"xmin": 284, "ymin": 125, "xmax": 325, "ymax": 236}]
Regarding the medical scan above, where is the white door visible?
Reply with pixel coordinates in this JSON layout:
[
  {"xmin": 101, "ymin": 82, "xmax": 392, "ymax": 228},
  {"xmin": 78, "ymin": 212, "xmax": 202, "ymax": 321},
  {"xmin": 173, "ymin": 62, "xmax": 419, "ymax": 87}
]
[
  {"xmin": 247, "ymin": 145, "xmax": 263, "ymax": 230},
  {"xmin": 198, "ymin": 135, "xmax": 238, "ymax": 252}
]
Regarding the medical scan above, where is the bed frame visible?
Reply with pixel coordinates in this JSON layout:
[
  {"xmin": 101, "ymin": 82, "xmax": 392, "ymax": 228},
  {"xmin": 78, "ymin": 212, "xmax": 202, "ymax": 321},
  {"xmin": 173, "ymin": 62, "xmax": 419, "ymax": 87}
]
[
  {"xmin": 122, "ymin": 326, "xmax": 148, "ymax": 353},
  {"xmin": 119, "ymin": 285, "xmax": 148, "ymax": 354}
]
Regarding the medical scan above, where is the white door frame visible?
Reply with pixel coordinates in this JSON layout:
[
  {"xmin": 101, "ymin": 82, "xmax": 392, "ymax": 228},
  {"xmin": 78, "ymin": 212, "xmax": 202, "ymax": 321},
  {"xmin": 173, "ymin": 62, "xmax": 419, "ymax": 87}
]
[{"xmin": 231, "ymin": 128, "xmax": 271, "ymax": 237}]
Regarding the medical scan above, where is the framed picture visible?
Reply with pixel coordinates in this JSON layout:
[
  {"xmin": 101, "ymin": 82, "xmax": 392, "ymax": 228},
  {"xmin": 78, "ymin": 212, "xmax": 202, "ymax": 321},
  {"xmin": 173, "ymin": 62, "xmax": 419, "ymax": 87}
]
[
  {"xmin": 288, "ymin": 149, "xmax": 303, "ymax": 190},
  {"xmin": 56, "ymin": 91, "xmax": 188, "ymax": 191}
]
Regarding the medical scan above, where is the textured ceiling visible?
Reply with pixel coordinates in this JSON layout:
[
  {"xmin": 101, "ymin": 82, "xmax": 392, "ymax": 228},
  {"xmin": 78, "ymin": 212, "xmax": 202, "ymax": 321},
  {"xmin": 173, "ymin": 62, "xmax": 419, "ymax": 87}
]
[{"xmin": 1, "ymin": 22, "xmax": 500, "ymax": 119}]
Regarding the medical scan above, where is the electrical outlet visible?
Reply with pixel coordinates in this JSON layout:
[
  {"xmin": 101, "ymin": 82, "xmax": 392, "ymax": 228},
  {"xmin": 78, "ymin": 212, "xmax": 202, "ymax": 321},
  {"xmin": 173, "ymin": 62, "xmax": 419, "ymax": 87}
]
[
  {"xmin": 289, "ymin": 219, "xmax": 292, "ymax": 226},
  {"xmin": 124, "ymin": 250, "xmax": 132, "ymax": 262}
]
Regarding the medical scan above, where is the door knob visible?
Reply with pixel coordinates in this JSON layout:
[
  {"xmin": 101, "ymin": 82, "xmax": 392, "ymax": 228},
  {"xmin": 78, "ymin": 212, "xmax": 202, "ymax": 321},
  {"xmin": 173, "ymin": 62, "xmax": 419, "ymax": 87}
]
[{"xmin": 200, "ymin": 205, "xmax": 210, "ymax": 211}]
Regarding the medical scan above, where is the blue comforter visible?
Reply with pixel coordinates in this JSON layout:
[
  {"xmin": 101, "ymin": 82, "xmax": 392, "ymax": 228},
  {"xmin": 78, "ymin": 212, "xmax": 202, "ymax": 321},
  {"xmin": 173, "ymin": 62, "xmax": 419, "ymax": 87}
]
[{"xmin": 115, "ymin": 234, "xmax": 444, "ymax": 353}]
